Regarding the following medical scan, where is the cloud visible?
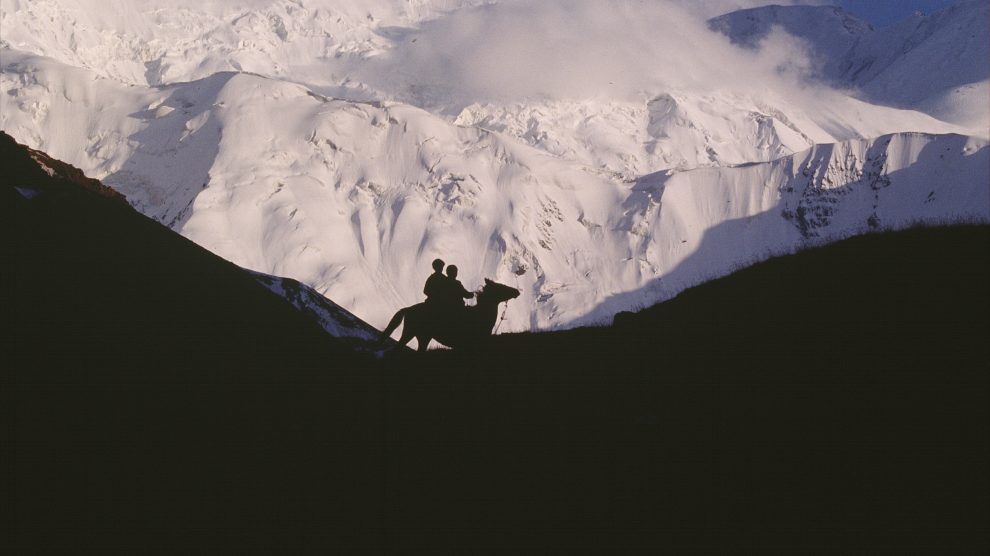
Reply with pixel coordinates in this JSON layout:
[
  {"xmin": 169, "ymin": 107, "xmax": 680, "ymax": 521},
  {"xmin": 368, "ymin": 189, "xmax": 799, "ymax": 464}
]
[{"xmin": 347, "ymin": 0, "xmax": 823, "ymax": 108}]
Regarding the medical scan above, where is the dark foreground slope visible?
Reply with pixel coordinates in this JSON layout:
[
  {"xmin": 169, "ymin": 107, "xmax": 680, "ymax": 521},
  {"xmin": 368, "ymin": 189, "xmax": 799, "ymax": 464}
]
[
  {"xmin": 3, "ymin": 131, "xmax": 367, "ymax": 379},
  {"xmin": 396, "ymin": 224, "xmax": 989, "ymax": 552},
  {"xmin": 5, "ymin": 133, "xmax": 988, "ymax": 553},
  {"xmin": 4, "ymin": 132, "xmax": 383, "ymax": 551}
]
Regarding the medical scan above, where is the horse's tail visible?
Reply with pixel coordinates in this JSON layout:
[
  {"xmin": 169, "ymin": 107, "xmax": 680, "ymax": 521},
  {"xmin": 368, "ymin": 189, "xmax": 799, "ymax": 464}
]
[{"xmin": 381, "ymin": 308, "xmax": 408, "ymax": 340}]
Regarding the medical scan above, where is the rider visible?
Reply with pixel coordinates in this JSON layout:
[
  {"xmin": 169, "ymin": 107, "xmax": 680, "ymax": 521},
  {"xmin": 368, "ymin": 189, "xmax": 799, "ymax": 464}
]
[
  {"xmin": 423, "ymin": 258, "xmax": 446, "ymax": 305},
  {"xmin": 440, "ymin": 265, "xmax": 474, "ymax": 311},
  {"xmin": 434, "ymin": 265, "xmax": 476, "ymax": 343}
]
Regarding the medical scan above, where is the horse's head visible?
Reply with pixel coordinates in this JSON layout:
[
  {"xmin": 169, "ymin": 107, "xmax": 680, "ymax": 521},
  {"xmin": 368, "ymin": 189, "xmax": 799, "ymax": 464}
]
[{"xmin": 479, "ymin": 278, "xmax": 520, "ymax": 304}]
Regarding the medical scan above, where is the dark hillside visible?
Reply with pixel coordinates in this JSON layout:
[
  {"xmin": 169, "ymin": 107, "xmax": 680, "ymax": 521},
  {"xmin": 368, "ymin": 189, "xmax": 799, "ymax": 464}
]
[
  {"xmin": 4, "ymin": 131, "xmax": 365, "ymax": 379},
  {"xmin": 383, "ymin": 224, "xmax": 989, "ymax": 551},
  {"xmin": 5, "ymin": 132, "xmax": 988, "ymax": 553},
  {"xmin": 4, "ymin": 132, "xmax": 383, "ymax": 552}
]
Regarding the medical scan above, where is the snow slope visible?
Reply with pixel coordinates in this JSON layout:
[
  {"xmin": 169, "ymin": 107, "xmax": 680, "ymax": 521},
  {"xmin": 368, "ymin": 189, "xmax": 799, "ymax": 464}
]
[
  {"xmin": 2, "ymin": 0, "xmax": 988, "ymax": 335},
  {"xmin": 451, "ymin": 88, "xmax": 965, "ymax": 176},
  {"xmin": 585, "ymin": 131, "xmax": 990, "ymax": 325},
  {"xmin": 709, "ymin": 0, "xmax": 990, "ymax": 132},
  {"xmin": 0, "ymin": 0, "xmax": 491, "ymax": 86}
]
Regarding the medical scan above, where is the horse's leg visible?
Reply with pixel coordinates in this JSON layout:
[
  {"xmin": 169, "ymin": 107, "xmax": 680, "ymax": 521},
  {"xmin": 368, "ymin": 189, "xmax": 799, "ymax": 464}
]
[
  {"xmin": 416, "ymin": 335, "xmax": 431, "ymax": 353},
  {"xmin": 381, "ymin": 308, "xmax": 406, "ymax": 340},
  {"xmin": 396, "ymin": 327, "xmax": 416, "ymax": 348},
  {"xmin": 399, "ymin": 331, "xmax": 413, "ymax": 346}
]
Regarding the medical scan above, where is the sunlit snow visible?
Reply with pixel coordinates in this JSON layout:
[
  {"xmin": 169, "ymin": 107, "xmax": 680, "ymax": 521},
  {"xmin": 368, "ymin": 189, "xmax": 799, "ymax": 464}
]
[{"xmin": 2, "ymin": 0, "xmax": 987, "ymax": 333}]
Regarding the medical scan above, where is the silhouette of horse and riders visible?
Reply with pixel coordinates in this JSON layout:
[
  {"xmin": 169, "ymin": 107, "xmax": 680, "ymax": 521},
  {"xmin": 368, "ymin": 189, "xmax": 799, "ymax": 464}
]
[{"xmin": 382, "ymin": 259, "xmax": 520, "ymax": 351}]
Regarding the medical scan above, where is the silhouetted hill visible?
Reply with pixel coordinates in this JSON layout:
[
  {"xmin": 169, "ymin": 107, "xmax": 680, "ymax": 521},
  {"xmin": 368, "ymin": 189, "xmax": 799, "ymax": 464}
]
[
  {"xmin": 5, "ymin": 133, "xmax": 987, "ymax": 553},
  {"xmin": 501, "ymin": 223, "xmax": 988, "ymax": 380},
  {"xmin": 4, "ymin": 131, "xmax": 387, "ymax": 553},
  {"xmin": 422, "ymin": 222, "xmax": 988, "ymax": 385},
  {"xmin": 4, "ymin": 131, "xmax": 368, "ymax": 381},
  {"xmin": 616, "ymin": 223, "xmax": 988, "ymax": 378},
  {"xmin": 389, "ymin": 224, "xmax": 989, "ymax": 551}
]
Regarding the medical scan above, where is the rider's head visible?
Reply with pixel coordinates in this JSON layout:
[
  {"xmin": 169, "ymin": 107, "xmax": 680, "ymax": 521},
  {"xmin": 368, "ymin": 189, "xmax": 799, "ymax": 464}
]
[
  {"xmin": 446, "ymin": 265, "xmax": 459, "ymax": 278},
  {"xmin": 432, "ymin": 258, "xmax": 444, "ymax": 272}
]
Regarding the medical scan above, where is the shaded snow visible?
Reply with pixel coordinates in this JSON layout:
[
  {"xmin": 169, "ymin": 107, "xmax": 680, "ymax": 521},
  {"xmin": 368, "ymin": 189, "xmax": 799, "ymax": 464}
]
[
  {"xmin": 252, "ymin": 270, "xmax": 395, "ymax": 355},
  {"xmin": 709, "ymin": 0, "xmax": 990, "ymax": 135},
  {"xmin": 15, "ymin": 186, "xmax": 43, "ymax": 199}
]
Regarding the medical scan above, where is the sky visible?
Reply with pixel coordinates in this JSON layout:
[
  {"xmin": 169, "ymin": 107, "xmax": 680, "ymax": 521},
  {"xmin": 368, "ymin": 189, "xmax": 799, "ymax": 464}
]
[{"xmin": 834, "ymin": 0, "xmax": 961, "ymax": 27}]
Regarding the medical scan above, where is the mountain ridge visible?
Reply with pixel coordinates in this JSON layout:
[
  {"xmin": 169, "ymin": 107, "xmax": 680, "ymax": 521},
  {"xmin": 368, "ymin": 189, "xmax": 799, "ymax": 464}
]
[{"xmin": 709, "ymin": 0, "xmax": 990, "ymax": 128}]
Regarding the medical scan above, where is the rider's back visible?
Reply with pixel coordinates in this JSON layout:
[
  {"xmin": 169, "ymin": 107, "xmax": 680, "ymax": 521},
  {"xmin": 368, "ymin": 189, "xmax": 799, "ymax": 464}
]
[{"xmin": 424, "ymin": 271, "xmax": 446, "ymax": 305}]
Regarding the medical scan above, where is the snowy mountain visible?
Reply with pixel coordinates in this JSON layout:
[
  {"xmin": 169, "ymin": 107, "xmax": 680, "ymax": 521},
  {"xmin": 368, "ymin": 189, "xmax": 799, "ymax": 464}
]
[
  {"xmin": 709, "ymin": 0, "xmax": 990, "ymax": 130},
  {"xmin": 2, "ymin": 0, "xmax": 988, "ymax": 336},
  {"xmin": 0, "ymin": 0, "xmax": 492, "ymax": 87}
]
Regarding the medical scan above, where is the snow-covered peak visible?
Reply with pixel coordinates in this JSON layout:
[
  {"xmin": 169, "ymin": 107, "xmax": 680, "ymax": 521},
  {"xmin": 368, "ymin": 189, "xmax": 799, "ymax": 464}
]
[
  {"xmin": 854, "ymin": 0, "xmax": 989, "ymax": 122},
  {"xmin": 708, "ymin": 4, "xmax": 872, "ymax": 52},
  {"xmin": 0, "ymin": 0, "xmax": 491, "ymax": 86},
  {"xmin": 709, "ymin": 0, "xmax": 990, "ymax": 132}
]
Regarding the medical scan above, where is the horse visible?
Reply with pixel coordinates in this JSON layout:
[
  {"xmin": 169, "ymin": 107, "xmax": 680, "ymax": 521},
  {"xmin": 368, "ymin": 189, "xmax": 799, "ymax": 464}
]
[{"xmin": 381, "ymin": 278, "xmax": 520, "ymax": 351}]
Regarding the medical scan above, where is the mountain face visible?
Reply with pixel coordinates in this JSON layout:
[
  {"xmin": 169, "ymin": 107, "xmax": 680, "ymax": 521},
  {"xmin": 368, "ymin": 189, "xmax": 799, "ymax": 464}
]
[
  {"xmin": 707, "ymin": 5, "xmax": 874, "ymax": 67},
  {"xmin": 709, "ymin": 0, "xmax": 990, "ymax": 129},
  {"xmin": 0, "ymin": 0, "xmax": 491, "ymax": 87},
  {"xmin": 2, "ymin": 0, "xmax": 987, "ymax": 335}
]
